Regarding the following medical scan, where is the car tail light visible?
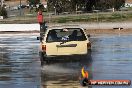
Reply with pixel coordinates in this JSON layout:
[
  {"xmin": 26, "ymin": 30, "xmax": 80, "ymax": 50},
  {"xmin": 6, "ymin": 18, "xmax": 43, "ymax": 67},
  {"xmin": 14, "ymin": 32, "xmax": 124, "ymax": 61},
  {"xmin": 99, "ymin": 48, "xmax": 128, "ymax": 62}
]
[{"xmin": 42, "ymin": 45, "xmax": 46, "ymax": 51}]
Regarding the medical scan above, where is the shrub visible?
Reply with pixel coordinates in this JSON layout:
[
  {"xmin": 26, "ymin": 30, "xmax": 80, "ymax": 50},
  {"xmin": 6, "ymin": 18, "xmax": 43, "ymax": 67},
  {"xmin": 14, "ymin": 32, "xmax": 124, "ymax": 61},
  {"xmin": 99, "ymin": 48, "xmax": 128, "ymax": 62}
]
[{"xmin": 56, "ymin": 17, "xmax": 67, "ymax": 23}]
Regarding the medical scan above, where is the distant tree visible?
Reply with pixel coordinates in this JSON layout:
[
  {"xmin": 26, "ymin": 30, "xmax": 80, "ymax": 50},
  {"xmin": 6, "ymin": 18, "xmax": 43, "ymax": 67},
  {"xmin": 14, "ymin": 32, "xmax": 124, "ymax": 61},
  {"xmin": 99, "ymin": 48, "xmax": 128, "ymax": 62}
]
[
  {"xmin": 47, "ymin": 0, "xmax": 57, "ymax": 11},
  {"xmin": 85, "ymin": 0, "xmax": 96, "ymax": 11},
  {"xmin": 95, "ymin": 0, "xmax": 125, "ymax": 10},
  {"xmin": 112, "ymin": 0, "xmax": 125, "ymax": 10},
  {"xmin": 27, "ymin": 0, "xmax": 40, "ymax": 5},
  {"xmin": 47, "ymin": 0, "xmax": 63, "ymax": 14},
  {"xmin": 47, "ymin": 0, "xmax": 95, "ymax": 12},
  {"xmin": 95, "ymin": 0, "xmax": 110, "ymax": 10},
  {"xmin": 47, "ymin": 0, "xmax": 125, "ymax": 12},
  {"xmin": 70, "ymin": 0, "xmax": 86, "ymax": 11}
]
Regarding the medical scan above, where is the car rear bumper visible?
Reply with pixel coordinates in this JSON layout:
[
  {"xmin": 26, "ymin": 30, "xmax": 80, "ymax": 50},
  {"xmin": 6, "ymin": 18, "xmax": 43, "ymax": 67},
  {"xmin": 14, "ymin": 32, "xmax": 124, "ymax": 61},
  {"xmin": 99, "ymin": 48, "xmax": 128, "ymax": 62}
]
[
  {"xmin": 39, "ymin": 48, "xmax": 91, "ymax": 59},
  {"xmin": 41, "ymin": 50, "xmax": 91, "ymax": 59},
  {"xmin": 46, "ymin": 54, "xmax": 87, "ymax": 58}
]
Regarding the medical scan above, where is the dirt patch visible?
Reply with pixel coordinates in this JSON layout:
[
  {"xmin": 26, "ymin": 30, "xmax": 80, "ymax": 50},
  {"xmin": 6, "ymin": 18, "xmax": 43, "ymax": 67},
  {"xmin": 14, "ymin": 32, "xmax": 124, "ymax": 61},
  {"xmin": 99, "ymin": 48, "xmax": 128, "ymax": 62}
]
[
  {"xmin": 86, "ymin": 29, "xmax": 132, "ymax": 35},
  {"xmin": 5, "ymin": 0, "xmax": 27, "ymax": 7}
]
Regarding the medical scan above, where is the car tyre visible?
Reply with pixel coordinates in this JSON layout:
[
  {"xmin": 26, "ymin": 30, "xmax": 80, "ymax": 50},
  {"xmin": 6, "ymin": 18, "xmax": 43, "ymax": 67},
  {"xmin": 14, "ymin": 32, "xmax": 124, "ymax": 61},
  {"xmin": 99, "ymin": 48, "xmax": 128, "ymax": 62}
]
[{"xmin": 39, "ymin": 52, "xmax": 45, "ymax": 66}]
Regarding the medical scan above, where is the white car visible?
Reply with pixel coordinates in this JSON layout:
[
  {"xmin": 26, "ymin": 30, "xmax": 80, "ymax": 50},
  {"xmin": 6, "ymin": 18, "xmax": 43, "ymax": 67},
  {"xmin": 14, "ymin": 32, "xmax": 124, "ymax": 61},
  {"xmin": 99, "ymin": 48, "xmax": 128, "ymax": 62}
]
[
  {"xmin": 38, "ymin": 26, "xmax": 91, "ymax": 65},
  {"xmin": 10, "ymin": 6, "xmax": 18, "ymax": 11}
]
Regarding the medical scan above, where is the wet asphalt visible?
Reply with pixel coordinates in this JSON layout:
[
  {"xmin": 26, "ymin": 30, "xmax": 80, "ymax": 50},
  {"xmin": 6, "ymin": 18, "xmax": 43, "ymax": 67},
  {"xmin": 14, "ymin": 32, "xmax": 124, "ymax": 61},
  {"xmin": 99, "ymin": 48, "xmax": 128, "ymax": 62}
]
[
  {"xmin": 0, "ymin": 33, "xmax": 132, "ymax": 88},
  {"xmin": 0, "ymin": 33, "xmax": 40, "ymax": 88}
]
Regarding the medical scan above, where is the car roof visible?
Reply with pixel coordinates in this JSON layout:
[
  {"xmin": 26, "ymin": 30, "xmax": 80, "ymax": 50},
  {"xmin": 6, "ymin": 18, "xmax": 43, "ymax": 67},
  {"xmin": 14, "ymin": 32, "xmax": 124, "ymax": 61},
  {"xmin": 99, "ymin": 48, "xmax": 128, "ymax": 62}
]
[{"xmin": 47, "ymin": 25, "xmax": 84, "ymax": 30}]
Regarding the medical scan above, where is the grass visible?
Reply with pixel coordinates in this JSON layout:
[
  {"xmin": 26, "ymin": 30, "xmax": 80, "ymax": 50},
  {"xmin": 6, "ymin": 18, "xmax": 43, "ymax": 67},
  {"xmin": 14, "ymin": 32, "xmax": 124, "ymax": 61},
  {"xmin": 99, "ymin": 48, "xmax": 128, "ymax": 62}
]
[
  {"xmin": 49, "ymin": 11, "xmax": 132, "ymax": 23},
  {"xmin": 0, "ymin": 11, "xmax": 132, "ymax": 23}
]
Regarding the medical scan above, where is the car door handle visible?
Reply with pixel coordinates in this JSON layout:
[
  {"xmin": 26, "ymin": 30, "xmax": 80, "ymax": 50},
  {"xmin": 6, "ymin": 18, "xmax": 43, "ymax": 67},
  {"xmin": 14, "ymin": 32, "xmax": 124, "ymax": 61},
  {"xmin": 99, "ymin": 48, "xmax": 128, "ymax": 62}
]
[{"xmin": 56, "ymin": 44, "xmax": 77, "ymax": 47}]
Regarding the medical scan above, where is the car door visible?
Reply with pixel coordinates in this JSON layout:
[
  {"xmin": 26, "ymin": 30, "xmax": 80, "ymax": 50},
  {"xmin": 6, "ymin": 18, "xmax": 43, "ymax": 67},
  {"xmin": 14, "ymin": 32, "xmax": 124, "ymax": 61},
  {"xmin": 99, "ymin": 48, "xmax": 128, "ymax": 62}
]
[
  {"xmin": 56, "ymin": 28, "xmax": 88, "ymax": 55},
  {"xmin": 44, "ymin": 29, "xmax": 59, "ymax": 56},
  {"xmin": 57, "ymin": 40, "xmax": 88, "ymax": 55}
]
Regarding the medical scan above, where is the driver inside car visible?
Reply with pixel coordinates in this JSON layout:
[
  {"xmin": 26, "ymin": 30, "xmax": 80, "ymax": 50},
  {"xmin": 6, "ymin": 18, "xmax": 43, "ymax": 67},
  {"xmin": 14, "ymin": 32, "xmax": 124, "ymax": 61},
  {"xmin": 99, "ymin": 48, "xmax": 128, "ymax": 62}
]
[
  {"xmin": 48, "ymin": 30, "xmax": 59, "ymax": 41},
  {"xmin": 69, "ymin": 30, "xmax": 78, "ymax": 41}
]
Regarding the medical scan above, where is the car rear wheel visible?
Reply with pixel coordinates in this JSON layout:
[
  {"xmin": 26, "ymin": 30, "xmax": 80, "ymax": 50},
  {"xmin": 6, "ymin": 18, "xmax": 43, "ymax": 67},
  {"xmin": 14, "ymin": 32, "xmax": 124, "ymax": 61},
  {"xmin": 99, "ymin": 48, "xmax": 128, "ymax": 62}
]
[
  {"xmin": 79, "ymin": 54, "xmax": 87, "ymax": 60},
  {"xmin": 39, "ymin": 52, "xmax": 45, "ymax": 66}
]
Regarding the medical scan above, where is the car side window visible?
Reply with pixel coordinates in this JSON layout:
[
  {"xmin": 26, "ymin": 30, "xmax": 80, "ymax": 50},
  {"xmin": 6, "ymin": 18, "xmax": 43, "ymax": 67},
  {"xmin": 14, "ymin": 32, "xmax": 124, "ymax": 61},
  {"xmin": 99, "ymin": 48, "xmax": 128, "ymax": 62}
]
[
  {"xmin": 68, "ymin": 29, "xmax": 87, "ymax": 41},
  {"xmin": 69, "ymin": 30, "xmax": 78, "ymax": 41},
  {"xmin": 47, "ymin": 30, "xmax": 59, "ymax": 42}
]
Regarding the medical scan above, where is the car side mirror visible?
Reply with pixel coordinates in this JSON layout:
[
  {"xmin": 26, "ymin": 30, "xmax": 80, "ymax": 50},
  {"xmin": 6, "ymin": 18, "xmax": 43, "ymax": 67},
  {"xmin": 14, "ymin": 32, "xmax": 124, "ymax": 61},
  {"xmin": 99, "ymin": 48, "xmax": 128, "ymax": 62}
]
[
  {"xmin": 87, "ymin": 34, "xmax": 90, "ymax": 38},
  {"xmin": 37, "ymin": 37, "xmax": 40, "ymax": 40},
  {"xmin": 37, "ymin": 37, "xmax": 43, "ymax": 41}
]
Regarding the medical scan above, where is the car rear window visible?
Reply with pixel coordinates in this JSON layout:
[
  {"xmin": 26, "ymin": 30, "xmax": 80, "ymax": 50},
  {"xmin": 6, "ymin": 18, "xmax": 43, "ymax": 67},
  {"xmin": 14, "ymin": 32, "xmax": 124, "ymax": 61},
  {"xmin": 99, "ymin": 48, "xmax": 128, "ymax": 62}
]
[{"xmin": 46, "ymin": 28, "xmax": 87, "ymax": 42}]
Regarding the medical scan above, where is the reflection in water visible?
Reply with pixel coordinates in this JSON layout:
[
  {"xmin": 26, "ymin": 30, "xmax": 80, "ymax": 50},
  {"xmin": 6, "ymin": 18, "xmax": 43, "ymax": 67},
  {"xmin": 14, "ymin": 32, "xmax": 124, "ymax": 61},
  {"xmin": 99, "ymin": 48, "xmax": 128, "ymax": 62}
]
[
  {"xmin": 0, "ymin": 47, "xmax": 12, "ymax": 82},
  {"xmin": 42, "ymin": 34, "xmax": 132, "ymax": 88},
  {"xmin": 1, "ymin": 33, "xmax": 132, "ymax": 88},
  {"xmin": 0, "ymin": 34, "xmax": 40, "ymax": 88},
  {"xmin": 91, "ymin": 34, "xmax": 132, "ymax": 88},
  {"xmin": 41, "ymin": 51, "xmax": 93, "ymax": 88}
]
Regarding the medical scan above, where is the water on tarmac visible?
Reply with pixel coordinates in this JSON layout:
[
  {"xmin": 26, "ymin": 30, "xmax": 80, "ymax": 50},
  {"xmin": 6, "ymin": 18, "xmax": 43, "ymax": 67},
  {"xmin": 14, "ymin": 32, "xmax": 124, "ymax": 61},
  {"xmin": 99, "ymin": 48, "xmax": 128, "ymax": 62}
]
[
  {"xmin": 0, "ymin": 33, "xmax": 40, "ymax": 88},
  {"xmin": 0, "ymin": 33, "xmax": 132, "ymax": 88}
]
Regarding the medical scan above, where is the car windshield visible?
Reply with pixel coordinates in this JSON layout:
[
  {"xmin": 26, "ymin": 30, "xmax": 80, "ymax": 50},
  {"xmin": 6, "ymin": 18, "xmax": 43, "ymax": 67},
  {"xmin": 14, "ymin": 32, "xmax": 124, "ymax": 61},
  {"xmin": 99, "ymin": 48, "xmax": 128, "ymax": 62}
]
[{"xmin": 46, "ymin": 28, "xmax": 87, "ymax": 42}]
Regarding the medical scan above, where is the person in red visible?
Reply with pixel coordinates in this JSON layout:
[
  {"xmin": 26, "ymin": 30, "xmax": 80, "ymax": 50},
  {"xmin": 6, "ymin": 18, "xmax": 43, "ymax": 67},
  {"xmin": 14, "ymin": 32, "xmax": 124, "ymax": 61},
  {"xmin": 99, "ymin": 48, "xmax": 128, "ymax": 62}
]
[{"xmin": 37, "ymin": 10, "xmax": 43, "ymax": 24}]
